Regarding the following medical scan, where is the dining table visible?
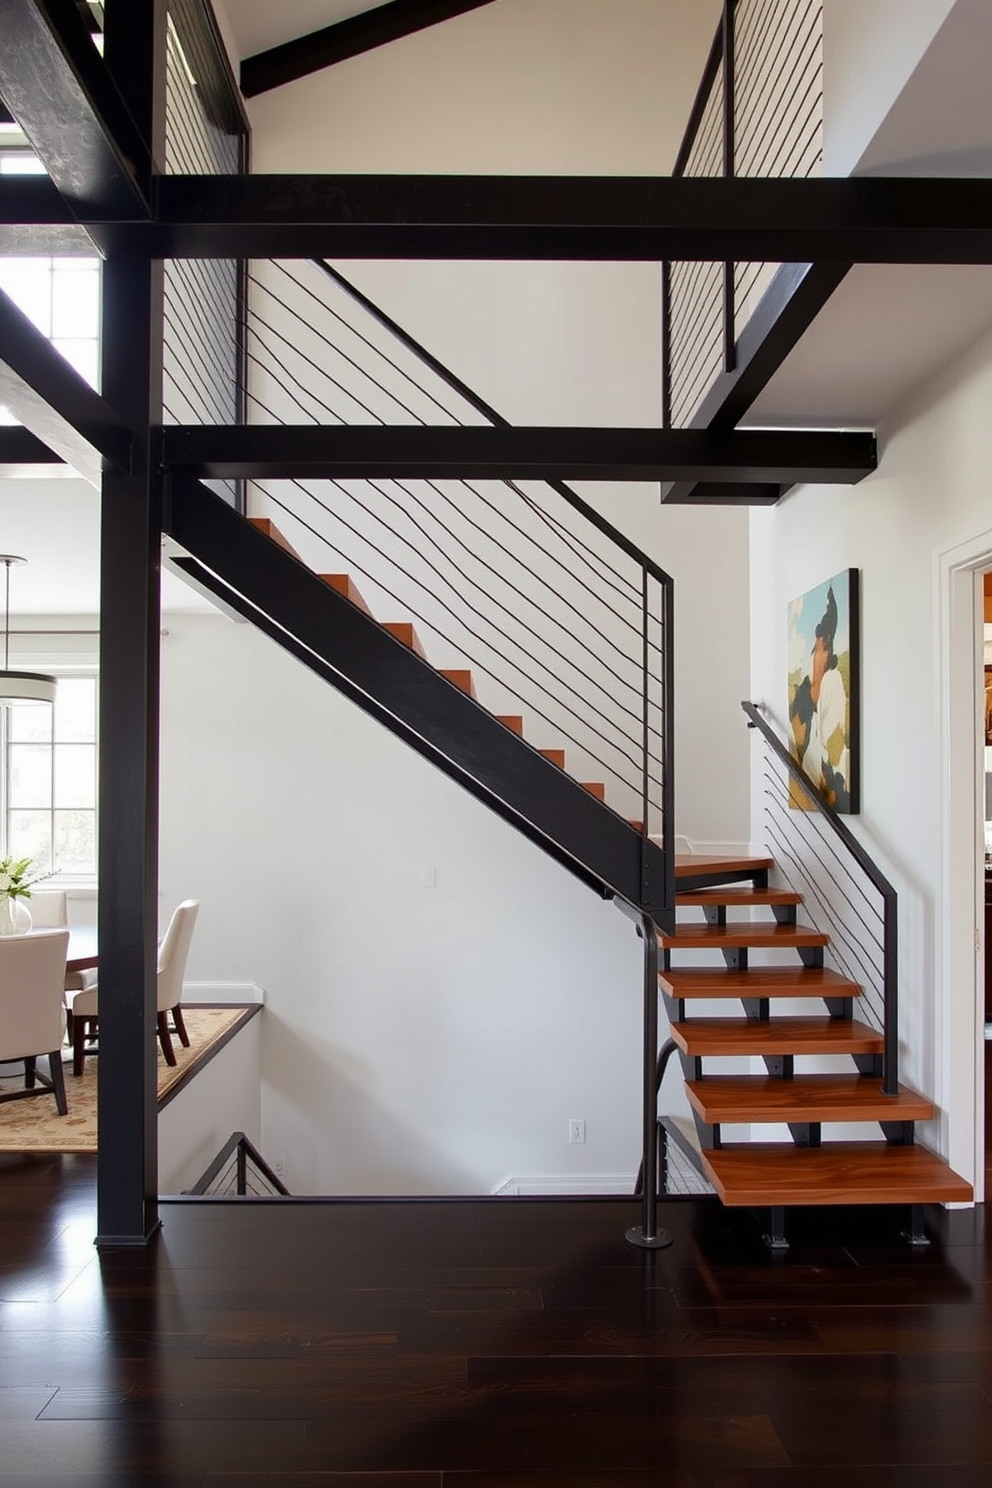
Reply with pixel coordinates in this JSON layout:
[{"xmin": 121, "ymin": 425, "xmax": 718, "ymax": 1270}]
[{"xmin": 66, "ymin": 927, "xmax": 98, "ymax": 975}]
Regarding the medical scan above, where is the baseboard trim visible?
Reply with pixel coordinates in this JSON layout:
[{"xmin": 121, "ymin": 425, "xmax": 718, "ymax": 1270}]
[{"xmin": 492, "ymin": 1173, "xmax": 637, "ymax": 1197}]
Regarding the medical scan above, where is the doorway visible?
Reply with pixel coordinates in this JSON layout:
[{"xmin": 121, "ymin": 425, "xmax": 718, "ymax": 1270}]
[{"xmin": 983, "ymin": 572, "xmax": 992, "ymax": 1192}]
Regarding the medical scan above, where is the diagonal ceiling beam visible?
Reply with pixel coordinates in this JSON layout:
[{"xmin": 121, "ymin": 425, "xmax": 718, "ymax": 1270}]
[
  {"xmin": 94, "ymin": 173, "xmax": 992, "ymax": 263},
  {"xmin": 662, "ymin": 260, "xmax": 852, "ymax": 503},
  {"xmin": 0, "ymin": 174, "xmax": 98, "ymax": 253},
  {"xmin": 161, "ymin": 424, "xmax": 876, "ymax": 486},
  {"xmin": 240, "ymin": 0, "xmax": 502, "ymax": 98},
  {"xmin": 0, "ymin": 0, "xmax": 151, "ymax": 216},
  {"xmin": 0, "ymin": 283, "xmax": 131, "ymax": 486}
]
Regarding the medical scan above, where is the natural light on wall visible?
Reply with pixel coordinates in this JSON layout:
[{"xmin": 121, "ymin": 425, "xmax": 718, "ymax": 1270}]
[{"xmin": 0, "ymin": 145, "xmax": 101, "ymax": 427}]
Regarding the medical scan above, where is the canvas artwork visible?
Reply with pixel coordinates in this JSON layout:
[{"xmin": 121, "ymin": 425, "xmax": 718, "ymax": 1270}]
[{"xmin": 787, "ymin": 569, "xmax": 860, "ymax": 813}]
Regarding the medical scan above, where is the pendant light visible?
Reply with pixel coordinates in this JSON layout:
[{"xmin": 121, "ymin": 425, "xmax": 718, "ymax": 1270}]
[{"xmin": 0, "ymin": 555, "xmax": 57, "ymax": 706}]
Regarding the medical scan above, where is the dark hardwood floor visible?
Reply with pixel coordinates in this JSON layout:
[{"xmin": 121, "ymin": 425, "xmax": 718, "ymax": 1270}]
[{"xmin": 2, "ymin": 1154, "xmax": 992, "ymax": 1484}]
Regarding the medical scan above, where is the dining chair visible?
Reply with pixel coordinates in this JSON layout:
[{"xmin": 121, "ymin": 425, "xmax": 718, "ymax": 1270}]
[
  {"xmin": 0, "ymin": 929, "xmax": 70, "ymax": 1115},
  {"xmin": 67, "ymin": 899, "xmax": 199, "ymax": 1076}
]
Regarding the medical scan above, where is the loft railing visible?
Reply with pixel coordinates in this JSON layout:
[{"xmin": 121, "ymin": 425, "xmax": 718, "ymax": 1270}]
[
  {"xmin": 185, "ymin": 1131, "xmax": 290, "ymax": 1197},
  {"xmin": 743, "ymin": 701, "xmax": 899, "ymax": 1096},
  {"xmin": 664, "ymin": 0, "xmax": 824, "ymax": 429},
  {"xmin": 176, "ymin": 256, "xmax": 675, "ymax": 866}
]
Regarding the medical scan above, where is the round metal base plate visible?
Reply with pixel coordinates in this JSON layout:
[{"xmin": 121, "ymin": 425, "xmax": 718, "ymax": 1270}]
[{"xmin": 625, "ymin": 1225, "xmax": 674, "ymax": 1250}]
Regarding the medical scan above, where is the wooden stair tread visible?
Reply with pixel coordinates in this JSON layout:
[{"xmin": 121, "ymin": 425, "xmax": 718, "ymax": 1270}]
[
  {"xmin": 383, "ymin": 621, "xmax": 426, "ymax": 659},
  {"xmin": 249, "ymin": 516, "xmax": 302, "ymax": 561},
  {"xmin": 660, "ymin": 923, "xmax": 828, "ymax": 951},
  {"xmin": 539, "ymin": 748, "xmax": 565, "ymax": 768},
  {"xmin": 686, "ymin": 1075, "xmax": 933, "ymax": 1124},
  {"xmin": 439, "ymin": 669, "xmax": 477, "ymax": 700},
  {"xmin": 660, "ymin": 966, "xmax": 860, "ymax": 1000},
  {"xmin": 319, "ymin": 573, "xmax": 373, "ymax": 616},
  {"xmin": 671, "ymin": 1017, "xmax": 884, "ymax": 1057},
  {"xmin": 702, "ymin": 1142, "xmax": 973, "ymax": 1207},
  {"xmin": 497, "ymin": 715, "xmax": 523, "ymax": 736},
  {"xmin": 581, "ymin": 782, "xmax": 606, "ymax": 801},
  {"xmin": 675, "ymin": 853, "xmax": 772, "ymax": 879},
  {"xmin": 676, "ymin": 886, "xmax": 802, "ymax": 908}
]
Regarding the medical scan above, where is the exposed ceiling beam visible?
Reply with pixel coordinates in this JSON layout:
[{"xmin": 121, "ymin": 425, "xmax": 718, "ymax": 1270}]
[
  {"xmin": 45, "ymin": 173, "xmax": 992, "ymax": 263},
  {"xmin": 161, "ymin": 424, "xmax": 876, "ymax": 485},
  {"xmin": 0, "ymin": 425, "xmax": 66, "ymax": 473},
  {"xmin": 662, "ymin": 260, "xmax": 852, "ymax": 503},
  {"xmin": 0, "ymin": 175, "xmax": 98, "ymax": 253},
  {"xmin": 0, "ymin": 283, "xmax": 131, "ymax": 486},
  {"xmin": 240, "ymin": 0, "xmax": 502, "ymax": 98},
  {"xmin": 0, "ymin": 0, "xmax": 151, "ymax": 216}
]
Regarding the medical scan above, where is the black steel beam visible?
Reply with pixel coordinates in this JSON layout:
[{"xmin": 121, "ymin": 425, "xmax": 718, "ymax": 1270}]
[
  {"xmin": 0, "ymin": 0, "xmax": 152, "ymax": 215},
  {"xmin": 241, "ymin": 0, "xmax": 501, "ymax": 98},
  {"xmin": 0, "ymin": 283, "xmax": 131, "ymax": 485},
  {"xmin": 0, "ymin": 175, "xmax": 98, "ymax": 254},
  {"xmin": 89, "ymin": 173, "xmax": 992, "ymax": 263},
  {"xmin": 164, "ymin": 474, "xmax": 670, "ymax": 919},
  {"xmin": 161, "ymin": 424, "xmax": 876, "ymax": 485},
  {"xmin": 662, "ymin": 261, "xmax": 852, "ymax": 503},
  {"xmin": 0, "ymin": 426, "xmax": 64, "ymax": 469},
  {"xmin": 667, "ymin": 482, "xmax": 784, "ymax": 505}
]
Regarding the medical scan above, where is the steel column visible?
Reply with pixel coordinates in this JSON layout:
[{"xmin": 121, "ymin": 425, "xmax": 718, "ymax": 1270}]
[{"xmin": 626, "ymin": 914, "xmax": 673, "ymax": 1250}]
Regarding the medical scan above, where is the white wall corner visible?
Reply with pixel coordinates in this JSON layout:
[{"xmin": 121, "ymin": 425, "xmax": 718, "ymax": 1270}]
[{"xmin": 184, "ymin": 981, "xmax": 266, "ymax": 1005}]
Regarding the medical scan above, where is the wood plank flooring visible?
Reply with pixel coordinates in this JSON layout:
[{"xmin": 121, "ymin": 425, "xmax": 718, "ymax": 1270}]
[{"xmin": 2, "ymin": 1153, "xmax": 992, "ymax": 1483}]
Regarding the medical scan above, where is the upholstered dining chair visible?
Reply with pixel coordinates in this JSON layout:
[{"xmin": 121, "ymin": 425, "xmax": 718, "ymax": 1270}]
[
  {"xmin": 30, "ymin": 891, "xmax": 98, "ymax": 1007},
  {"xmin": 0, "ymin": 928, "xmax": 70, "ymax": 1115},
  {"xmin": 67, "ymin": 899, "xmax": 199, "ymax": 1076}
]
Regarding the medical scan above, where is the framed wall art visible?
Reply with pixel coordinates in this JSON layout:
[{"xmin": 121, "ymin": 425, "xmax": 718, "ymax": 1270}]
[{"xmin": 787, "ymin": 568, "xmax": 860, "ymax": 814}]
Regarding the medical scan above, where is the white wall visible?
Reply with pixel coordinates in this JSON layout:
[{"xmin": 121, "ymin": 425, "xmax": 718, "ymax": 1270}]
[
  {"xmin": 158, "ymin": 1011, "xmax": 262, "ymax": 1193},
  {"xmin": 822, "ymin": 0, "xmax": 956, "ymax": 176},
  {"xmin": 748, "ymin": 319, "xmax": 992, "ymax": 1193}
]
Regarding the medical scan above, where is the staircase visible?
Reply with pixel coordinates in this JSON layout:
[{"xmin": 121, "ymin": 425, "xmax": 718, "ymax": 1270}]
[{"xmin": 664, "ymin": 853, "xmax": 971, "ymax": 1243}]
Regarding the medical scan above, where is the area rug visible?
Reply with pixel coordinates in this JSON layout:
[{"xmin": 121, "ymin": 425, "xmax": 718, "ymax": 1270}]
[{"xmin": 0, "ymin": 1005, "xmax": 256, "ymax": 1153}]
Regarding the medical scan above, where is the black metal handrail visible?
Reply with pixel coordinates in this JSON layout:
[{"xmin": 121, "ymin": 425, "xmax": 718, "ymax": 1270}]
[
  {"xmin": 185, "ymin": 1131, "xmax": 290, "ymax": 1197},
  {"xmin": 742, "ymin": 700, "xmax": 899, "ymax": 1096}
]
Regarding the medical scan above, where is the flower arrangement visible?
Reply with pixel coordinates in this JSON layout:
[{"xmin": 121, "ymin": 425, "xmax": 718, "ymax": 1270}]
[{"xmin": 0, "ymin": 855, "xmax": 47, "ymax": 900}]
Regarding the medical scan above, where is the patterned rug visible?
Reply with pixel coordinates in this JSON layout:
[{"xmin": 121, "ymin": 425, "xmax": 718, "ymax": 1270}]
[{"xmin": 0, "ymin": 1006, "xmax": 253, "ymax": 1153}]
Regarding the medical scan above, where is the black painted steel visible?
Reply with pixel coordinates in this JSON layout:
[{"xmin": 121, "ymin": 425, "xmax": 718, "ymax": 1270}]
[
  {"xmin": 721, "ymin": 1, "xmax": 736, "ymax": 376},
  {"xmin": 241, "ymin": 0, "xmax": 501, "ymax": 97},
  {"xmin": 165, "ymin": 476, "xmax": 670, "ymax": 919},
  {"xmin": 162, "ymin": 423, "xmax": 876, "ymax": 485},
  {"xmin": 0, "ymin": 0, "xmax": 151, "ymax": 214},
  {"xmin": 186, "ymin": 1131, "xmax": 289, "ymax": 1197},
  {"xmin": 743, "ymin": 700, "xmax": 899, "ymax": 1097},
  {"xmin": 0, "ymin": 174, "xmax": 98, "ymax": 254},
  {"xmin": 0, "ymin": 426, "xmax": 65, "ymax": 466},
  {"xmin": 0, "ymin": 284, "xmax": 131, "ymax": 479},
  {"xmin": 625, "ymin": 915, "xmax": 673, "ymax": 1250},
  {"xmin": 94, "ymin": 0, "xmax": 168, "ymax": 1250}
]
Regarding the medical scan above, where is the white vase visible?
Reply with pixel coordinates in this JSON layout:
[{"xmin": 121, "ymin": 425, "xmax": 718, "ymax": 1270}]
[{"xmin": 0, "ymin": 896, "xmax": 31, "ymax": 935}]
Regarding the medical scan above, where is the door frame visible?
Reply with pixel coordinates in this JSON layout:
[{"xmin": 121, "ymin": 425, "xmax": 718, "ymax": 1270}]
[{"xmin": 937, "ymin": 528, "xmax": 991, "ymax": 1201}]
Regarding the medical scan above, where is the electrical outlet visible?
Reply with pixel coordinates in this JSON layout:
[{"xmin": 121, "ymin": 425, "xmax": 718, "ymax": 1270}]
[
  {"xmin": 273, "ymin": 1155, "xmax": 285, "ymax": 1177},
  {"xmin": 568, "ymin": 1118, "xmax": 586, "ymax": 1145},
  {"xmin": 420, "ymin": 864, "xmax": 438, "ymax": 889}
]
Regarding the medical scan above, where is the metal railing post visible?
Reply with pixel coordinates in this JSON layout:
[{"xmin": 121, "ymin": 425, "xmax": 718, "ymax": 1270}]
[{"xmin": 626, "ymin": 913, "xmax": 673, "ymax": 1250}]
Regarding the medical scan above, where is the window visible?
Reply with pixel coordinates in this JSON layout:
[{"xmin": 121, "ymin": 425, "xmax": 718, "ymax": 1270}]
[
  {"xmin": 2, "ymin": 676, "xmax": 98, "ymax": 878},
  {"xmin": 0, "ymin": 148, "xmax": 101, "ymax": 416}
]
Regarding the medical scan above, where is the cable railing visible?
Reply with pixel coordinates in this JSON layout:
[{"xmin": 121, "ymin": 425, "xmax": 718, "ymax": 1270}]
[
  {"xmin": 163, "ymin": 0, "xmax": 248, "ymax": 508},
  {"xmin": 184, "ymin": 1131, "xmax": 290, "ymax": 1198},
  {"xmin": 664, "ymin": 0, "xmax": 823, "ymax": 429},
  {"xmin": 743, "ymin": 701, "xmax": 899, "ymax": 1096},
  {"xmin": 212, "ymin": 257, "xmax": 674, "ymax": 843}
]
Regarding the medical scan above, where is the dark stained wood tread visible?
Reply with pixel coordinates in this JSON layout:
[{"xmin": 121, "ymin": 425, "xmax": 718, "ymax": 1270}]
[
  {"xmin": 383, "ymin": 620, "xmax": 426, "ymax": 659},
  {"xmin": 660, "ymin": 923, "xmax": 828, "ymax": 951},
  {"xmin": 670, "ymin": 1016, "xmax": 884, "ymax": 1057},
  {"xmin": 660, "ymin": 966, "xmax": 861, "ymax": 1000},
  {"xmin": 676, "ymin": 886, "xmax": 802, "ymax": 908},
  {"xmin": 675, "ymin": 852, "xmax": 772, "ymax": 878},
  {"xmin": 703, "ymin": 1142, "xmax": 973, "ymax": 1206},
  {"xmin": 686, "ymin": 1075, "xmax": 933, "ymax": 1125},
  {"xmin": 319, "ymin": 572, "xmax": 373, "ymax": 615}
]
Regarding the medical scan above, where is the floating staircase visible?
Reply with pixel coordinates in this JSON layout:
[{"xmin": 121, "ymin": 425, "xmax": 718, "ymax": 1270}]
[{"xmin": 664, "ymin": 855, "xmax": 971, "ymax": 1239}]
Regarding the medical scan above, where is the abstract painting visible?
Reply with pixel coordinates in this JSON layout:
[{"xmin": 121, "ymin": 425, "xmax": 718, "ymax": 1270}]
[{"xmin": 787, "ymin": 569, "xmax": 860, "ymax": 813}]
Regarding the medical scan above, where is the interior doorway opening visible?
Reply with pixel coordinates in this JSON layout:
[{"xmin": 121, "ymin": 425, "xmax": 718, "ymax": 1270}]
[{"xmin": 982, "ymin": 571, "xmax": 992, "ymax": 1194}]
